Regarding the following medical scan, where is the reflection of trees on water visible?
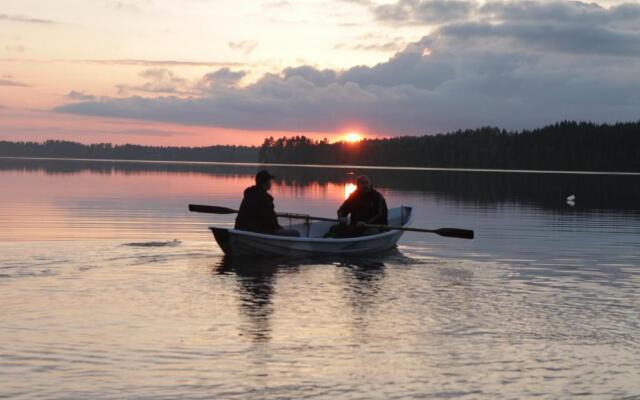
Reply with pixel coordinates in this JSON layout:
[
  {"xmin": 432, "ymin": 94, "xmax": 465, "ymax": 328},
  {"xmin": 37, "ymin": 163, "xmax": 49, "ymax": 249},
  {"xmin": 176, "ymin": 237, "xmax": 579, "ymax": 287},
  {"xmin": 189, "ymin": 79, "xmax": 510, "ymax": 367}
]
[{"xmin": 2, "ymin": 158, "xmax": 639, "ymax": 212}]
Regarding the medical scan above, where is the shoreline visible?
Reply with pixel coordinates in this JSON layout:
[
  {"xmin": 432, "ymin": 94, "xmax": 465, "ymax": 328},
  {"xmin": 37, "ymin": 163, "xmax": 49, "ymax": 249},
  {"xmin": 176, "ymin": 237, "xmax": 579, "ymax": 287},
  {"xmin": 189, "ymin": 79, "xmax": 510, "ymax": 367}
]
[{"xmin": 2, "ymin": 156, "xmax": 639, "ymax": 176}]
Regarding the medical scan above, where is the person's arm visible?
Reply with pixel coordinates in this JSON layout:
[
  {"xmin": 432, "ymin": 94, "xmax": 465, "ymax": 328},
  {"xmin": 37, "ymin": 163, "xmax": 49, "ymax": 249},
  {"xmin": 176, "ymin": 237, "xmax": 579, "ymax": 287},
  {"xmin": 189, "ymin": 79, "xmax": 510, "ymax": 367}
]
[
  {"xmin": 337, "ymin": 202, "xmax": 348, "ymax": 218},
  {"xmin": 337, "ymin": 197, "xmax": 353, "ymax": 223}
]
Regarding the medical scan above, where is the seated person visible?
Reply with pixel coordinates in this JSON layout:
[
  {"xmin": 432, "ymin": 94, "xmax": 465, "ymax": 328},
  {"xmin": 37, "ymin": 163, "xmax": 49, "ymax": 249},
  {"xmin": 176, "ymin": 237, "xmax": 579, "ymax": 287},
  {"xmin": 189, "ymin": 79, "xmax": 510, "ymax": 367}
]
[
  {"xmin": 235, "ymin": 170, "xmax": 300, "ymax": 237},
  {"xmin": 326, "ymin": 175, "xmax": 388, "ymax": 238}
]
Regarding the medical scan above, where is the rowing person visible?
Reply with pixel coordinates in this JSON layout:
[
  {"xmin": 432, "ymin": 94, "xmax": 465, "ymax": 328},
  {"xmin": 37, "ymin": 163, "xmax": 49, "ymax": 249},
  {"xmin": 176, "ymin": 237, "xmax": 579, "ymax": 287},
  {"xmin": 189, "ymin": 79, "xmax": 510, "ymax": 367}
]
[
  {"xmin": 326, "ymin": 175, "xmax": 388, "ymax": 237},
  {"xmin": 235, "ymin": 170, "xmax": 300, "ymax": 237}
]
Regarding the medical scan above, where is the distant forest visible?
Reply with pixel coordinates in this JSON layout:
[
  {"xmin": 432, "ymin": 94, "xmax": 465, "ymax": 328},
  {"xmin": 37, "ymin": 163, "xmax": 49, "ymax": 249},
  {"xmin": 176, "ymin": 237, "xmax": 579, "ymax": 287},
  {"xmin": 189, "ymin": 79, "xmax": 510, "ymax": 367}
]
[
  {"xmin": 0, "ymin": 140, "xmax": 258, "ymax": 162},
  {"xmin": 259, "ymin": 121, "xmax": 640, "ymax": 172},
  {"xmin": 1, "ymin": 121, "xmax": 639, "ymax": 171}
]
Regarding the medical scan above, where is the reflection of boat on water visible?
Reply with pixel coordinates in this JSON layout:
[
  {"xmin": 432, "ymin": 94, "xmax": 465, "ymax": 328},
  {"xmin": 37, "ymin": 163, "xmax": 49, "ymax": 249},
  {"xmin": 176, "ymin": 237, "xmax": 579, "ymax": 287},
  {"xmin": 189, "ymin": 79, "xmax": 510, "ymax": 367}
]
[
  {"xmin": 210, "ymin": 206, "xmax": 412, "ymax": 257},
  {"xmin": 215, "ymin": 254, "xmax": 393, "ymax": 342}
]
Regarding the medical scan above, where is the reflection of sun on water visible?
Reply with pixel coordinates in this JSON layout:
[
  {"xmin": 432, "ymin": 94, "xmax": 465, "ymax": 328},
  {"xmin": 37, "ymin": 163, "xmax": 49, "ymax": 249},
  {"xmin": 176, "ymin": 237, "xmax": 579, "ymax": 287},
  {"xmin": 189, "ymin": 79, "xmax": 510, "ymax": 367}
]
[{"xmin": 344, "ymin": 183, "xmax": 357, "ymax": 199}]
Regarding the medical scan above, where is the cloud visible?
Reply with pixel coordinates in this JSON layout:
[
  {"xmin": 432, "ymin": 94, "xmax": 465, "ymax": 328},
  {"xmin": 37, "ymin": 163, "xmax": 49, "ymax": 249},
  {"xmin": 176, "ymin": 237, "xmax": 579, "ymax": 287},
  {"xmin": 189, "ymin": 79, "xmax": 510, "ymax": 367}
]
[
  {"xmin": 0, "ymin": 79, "xmax": 29, "ymax": 87},
  {"xmin": 0, "ymin": 13, "xmax": 56, "ymax": 24},
  {"xmin": 198, "ymin": 68, "xmax": 247, "ymax": 91},
  {"xmin": 437, "ymin": 20, "xmax": 640, "ymax": 57},
  {"xmin": 373, "ymin": 0, "xmax": 476, "ymax": 24},
  {"xmin": 336, "ymin": 41, "xmax": 404, "ymax": 52},
  {"xmin": 481, "ymin": 1, "xmax": 640, "ymax": 27},
  {"xmin": 79, "ymin": 59, "xmax": 244, "ymax": 67},
  {"xmin": 54, "ymin": 0, "xmax": 640, "ymax": 135},
  {"xmin": 228, "ymin": 41, "xmax": 258, "ymax": 55},
  {"xmin": 112, "ymin": 67, "xmax": 247, "ymax": 95},
  {"xmin": 360, "ymin": 0, "xmax": 640, "ymax": 29},
  {"xmin": 335, "ymin": 34, "xmax": 407, "ymax": 52},
  {"xmin": 65, "ymin": 91, "xmax": 96, "ymax": 101},
  {"xmin": 116, "ymin": 68, "xmax": 193, "ymax": 95}
]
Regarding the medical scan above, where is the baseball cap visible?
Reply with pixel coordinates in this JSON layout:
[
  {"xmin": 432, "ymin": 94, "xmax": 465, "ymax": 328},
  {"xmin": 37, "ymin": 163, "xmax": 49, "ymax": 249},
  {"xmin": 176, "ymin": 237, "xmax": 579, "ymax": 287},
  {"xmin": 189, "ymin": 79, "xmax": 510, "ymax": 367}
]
[{"xmin": 255, "ymin": 169, "xmax": 276, "ymax": 184}]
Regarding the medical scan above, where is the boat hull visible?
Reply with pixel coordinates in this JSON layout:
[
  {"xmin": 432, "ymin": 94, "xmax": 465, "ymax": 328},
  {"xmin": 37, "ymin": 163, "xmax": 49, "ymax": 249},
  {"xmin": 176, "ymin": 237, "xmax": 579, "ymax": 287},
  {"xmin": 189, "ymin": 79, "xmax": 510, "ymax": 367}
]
[
  {"xmin": 209, "ymin": 206, "xmax": 413, "ymax": 257},
  {"xmin": 211, "ymin": 227, "xmax": 405, "ymax": 257}
]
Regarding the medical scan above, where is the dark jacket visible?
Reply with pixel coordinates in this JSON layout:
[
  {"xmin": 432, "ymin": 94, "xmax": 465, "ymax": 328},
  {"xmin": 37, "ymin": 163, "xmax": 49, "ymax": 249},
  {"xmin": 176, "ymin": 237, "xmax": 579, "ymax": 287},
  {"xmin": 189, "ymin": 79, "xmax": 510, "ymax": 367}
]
[
  {"xmin": 235, "ymin": 185, "xmax": 282, "ymax": 234},
  {"xmin": 338, "ymin": 187, "xmax": 388, "ymax": 225}
]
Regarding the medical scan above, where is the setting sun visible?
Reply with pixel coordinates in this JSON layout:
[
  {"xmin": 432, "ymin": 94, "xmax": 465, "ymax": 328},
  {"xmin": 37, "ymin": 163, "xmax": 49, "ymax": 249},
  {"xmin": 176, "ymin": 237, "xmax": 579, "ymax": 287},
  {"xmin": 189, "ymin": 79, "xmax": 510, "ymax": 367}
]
[{"xmin": 344, "ymin": 132, "xmax": 363, "ymax": 143}]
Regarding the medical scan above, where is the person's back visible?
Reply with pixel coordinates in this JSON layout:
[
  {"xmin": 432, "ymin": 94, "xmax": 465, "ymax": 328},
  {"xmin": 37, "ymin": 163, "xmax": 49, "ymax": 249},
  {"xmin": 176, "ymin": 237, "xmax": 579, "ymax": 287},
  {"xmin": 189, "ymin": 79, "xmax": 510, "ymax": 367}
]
[
  {"xmin": 235, "ymin": 185, "xmax": 280, "ymax": 234},
  {"xmin": 235, "ymin": 170, "xmax": 300, "ymax": 237}
]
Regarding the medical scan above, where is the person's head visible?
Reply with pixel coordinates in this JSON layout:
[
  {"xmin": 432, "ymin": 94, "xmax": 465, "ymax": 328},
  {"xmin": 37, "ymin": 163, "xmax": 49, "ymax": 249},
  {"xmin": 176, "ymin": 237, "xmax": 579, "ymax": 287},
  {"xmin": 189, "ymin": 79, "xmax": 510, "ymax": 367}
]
[
  {"xmin": 356, "ymin": 175, "xmax": 372, "ymax": 192},
  {"xmin": 255, "ymin": 169, "xmax": 275, "ymax": 190}
]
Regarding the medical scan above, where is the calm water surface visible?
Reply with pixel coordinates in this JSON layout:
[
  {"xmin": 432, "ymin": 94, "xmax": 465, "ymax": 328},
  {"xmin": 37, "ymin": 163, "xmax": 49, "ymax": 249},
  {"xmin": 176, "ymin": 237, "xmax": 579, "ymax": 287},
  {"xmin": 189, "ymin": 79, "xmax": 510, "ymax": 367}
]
[{"xmin": 1, "ymin": 158, "xmax": 639, "ymax": 399}]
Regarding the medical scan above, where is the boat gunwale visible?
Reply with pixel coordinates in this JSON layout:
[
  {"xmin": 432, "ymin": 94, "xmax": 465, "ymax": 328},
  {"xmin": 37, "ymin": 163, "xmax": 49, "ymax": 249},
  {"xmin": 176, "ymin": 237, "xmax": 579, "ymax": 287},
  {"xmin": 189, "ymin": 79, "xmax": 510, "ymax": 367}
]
[
  {"xmin": 209, "ymin": 226, "xmax": 401, "ymax": 243},
  {"xmin": 208, "ymin": 206, "xmax": 412, "ymax": 244}
]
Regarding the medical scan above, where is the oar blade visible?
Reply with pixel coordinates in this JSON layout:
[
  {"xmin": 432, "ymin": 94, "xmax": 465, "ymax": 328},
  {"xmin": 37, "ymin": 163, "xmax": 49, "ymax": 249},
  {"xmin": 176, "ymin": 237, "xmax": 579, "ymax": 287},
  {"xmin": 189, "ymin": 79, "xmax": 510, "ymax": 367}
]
[
  {"xmin": 188, "ymin": 204, "xmax": 238, "ymax": 214},
  {"xmin": 434, "ymin": 228, "xmax": 474, "ymax": 239}
]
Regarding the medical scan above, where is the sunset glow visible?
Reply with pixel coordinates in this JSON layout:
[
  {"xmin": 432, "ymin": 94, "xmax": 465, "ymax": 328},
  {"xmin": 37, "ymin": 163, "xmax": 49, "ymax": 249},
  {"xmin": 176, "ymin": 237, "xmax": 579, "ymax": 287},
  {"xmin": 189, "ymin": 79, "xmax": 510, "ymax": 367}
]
[
  {"xmin": 344, "ymin": 183, "xmax": 357, "ymax": 199},
  {"xmin": 344, "ymin": 133, "xmax": 363, "ymax": 143}
]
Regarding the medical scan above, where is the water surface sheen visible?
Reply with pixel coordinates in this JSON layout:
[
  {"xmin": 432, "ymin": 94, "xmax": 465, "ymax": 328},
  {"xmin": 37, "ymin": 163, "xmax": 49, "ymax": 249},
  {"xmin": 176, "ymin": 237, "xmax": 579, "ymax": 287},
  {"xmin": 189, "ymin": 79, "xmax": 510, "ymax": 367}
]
[{"xmin": 1, "ymin": 158, "xmax": 639, "ymax": 399}]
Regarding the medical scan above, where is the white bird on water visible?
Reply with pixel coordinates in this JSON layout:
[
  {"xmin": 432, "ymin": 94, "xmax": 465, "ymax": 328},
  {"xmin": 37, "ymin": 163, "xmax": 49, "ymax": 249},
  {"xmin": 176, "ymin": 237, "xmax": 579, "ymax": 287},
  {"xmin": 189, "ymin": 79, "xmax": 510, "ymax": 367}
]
[{"xmin": 567, "ymin": 194, "xmax": 576, "ymax": 206}]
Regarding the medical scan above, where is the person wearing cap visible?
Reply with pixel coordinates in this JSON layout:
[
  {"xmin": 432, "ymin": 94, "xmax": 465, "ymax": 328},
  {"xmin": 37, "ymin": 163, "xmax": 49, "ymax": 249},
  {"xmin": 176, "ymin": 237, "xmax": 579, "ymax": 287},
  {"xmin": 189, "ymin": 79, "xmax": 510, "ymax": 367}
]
[
  {"xmin": 235, "ymin": 170, "xmax": 300, "ymax": 237},
  {"xmin": 326, "ymin": 175, "xmax": 388, "ymax": 237}
]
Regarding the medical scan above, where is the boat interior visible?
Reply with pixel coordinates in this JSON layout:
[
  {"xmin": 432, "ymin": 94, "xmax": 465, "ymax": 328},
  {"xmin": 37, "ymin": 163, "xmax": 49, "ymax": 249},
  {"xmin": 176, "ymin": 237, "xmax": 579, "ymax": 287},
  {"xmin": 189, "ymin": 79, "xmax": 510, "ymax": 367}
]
[{"xmin": 279, "ymin": 206, "xmax": 412, "ymax": 238}]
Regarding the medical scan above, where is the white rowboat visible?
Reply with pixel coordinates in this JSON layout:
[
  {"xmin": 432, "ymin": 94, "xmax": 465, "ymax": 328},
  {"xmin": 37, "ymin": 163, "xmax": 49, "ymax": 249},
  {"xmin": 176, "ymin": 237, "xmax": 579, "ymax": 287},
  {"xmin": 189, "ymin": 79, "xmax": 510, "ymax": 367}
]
[{"xmin": 210, "ymin": 206, "xmax": 413, "ymax": 257}]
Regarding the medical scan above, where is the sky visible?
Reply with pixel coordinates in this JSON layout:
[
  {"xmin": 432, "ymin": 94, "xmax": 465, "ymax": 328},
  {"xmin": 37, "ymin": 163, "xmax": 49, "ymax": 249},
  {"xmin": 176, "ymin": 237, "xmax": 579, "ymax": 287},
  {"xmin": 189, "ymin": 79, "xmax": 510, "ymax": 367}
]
[{"xmin": 1, "ymin": 0, "xmax": 639, "ymax": 146}]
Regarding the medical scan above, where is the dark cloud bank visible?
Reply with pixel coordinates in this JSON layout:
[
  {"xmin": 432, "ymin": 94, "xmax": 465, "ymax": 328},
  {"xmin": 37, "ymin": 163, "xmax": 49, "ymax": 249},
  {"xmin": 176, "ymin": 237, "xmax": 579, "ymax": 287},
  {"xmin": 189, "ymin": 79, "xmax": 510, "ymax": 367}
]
[{"xmin": 56, "ymin": 0, "xmax": 640, "ymax": 135}]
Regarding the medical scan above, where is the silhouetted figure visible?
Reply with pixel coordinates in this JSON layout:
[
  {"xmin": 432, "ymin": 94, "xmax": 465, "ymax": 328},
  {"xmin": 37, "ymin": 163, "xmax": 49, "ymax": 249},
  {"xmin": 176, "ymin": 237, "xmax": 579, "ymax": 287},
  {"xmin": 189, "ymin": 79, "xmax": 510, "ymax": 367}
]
[
  {"xmin": 326, "ymin": 175, "xmax": 388, "ymax": 237},
  {"xmin": 235, "ymin": 170, "xmax": 300, "ymax": 237}
]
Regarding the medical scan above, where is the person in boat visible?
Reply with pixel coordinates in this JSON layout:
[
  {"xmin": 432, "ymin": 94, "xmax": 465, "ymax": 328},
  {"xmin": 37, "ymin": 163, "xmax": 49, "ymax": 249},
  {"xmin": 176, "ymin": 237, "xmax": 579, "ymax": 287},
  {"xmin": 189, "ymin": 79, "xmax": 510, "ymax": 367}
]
[
  {"xmin": 235, "ymin": 170, "xmax": 300, "ymax": 237},
  {"xmin": 326, "ymin": 175, "xmax": 388, "ymax": 237}
]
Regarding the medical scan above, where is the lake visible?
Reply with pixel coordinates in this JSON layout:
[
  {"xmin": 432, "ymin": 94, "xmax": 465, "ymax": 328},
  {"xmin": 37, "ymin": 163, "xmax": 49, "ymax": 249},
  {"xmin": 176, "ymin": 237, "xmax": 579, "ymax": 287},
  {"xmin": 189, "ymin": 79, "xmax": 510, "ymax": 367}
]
[{"xmin": 1, "ymin": 158, "xmax": 639, "ymax": 399}]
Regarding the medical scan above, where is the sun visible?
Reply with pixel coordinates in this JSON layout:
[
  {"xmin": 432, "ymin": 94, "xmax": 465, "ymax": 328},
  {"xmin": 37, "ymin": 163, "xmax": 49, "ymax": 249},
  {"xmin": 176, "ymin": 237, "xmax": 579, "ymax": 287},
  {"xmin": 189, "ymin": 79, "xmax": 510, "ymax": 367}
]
[{"xmin": 344, "ymin": 132, "xmax": 363, "ymax": 143}]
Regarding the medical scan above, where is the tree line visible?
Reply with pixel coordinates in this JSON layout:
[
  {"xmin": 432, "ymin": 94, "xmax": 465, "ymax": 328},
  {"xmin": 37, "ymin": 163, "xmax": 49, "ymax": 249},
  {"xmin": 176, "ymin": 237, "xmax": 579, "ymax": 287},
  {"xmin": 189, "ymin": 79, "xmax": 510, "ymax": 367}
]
[
  {"xmin": 0, "ymin": 140, "xmax": 258, "ymax": 162},
  {"xmin": 1, "ymin": 120, "xmax": 639, "ymax": 171},
  {"xmin": 258, "ymin": 121, "xmax": 640, "ymax": 172}
]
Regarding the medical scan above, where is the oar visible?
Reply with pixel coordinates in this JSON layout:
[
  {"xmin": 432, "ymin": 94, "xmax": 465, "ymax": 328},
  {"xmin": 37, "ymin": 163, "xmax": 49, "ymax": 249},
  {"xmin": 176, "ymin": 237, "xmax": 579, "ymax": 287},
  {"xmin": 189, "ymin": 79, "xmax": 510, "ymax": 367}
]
[
  {"xmin": 362, "ymin": 224, "xmax": 474, "ymax": 240},
  {"xmin": 188, "ymin": 204, "xmax": 238, "ymax": 214},
  {"xmin": 188, "ymin": 204, "xmax": 336, "ymax": 222},
  {"xmin": 188, "ymin": 204, "xmax": 474, "ymax": 239}
]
